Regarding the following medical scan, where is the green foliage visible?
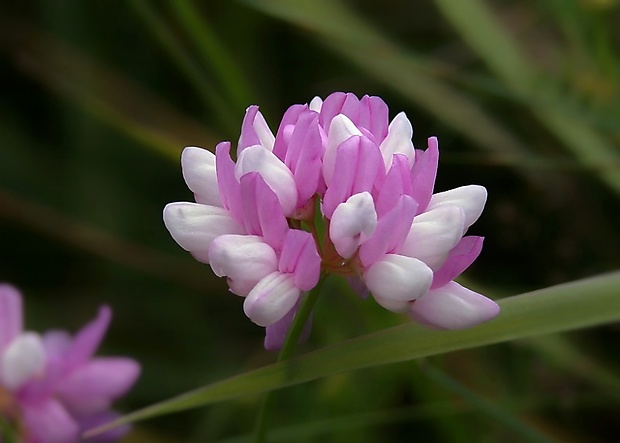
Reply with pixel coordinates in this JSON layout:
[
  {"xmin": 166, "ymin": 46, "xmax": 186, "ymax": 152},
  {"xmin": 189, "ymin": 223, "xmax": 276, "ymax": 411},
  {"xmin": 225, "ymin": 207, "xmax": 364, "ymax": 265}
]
[{"xmin": 0, "ymin": 1, "xmax": 619, "ymax": 442}]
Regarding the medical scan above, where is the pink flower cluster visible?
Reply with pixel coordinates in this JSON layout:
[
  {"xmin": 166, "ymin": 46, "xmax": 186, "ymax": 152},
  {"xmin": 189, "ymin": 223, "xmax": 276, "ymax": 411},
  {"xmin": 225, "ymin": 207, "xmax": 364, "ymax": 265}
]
[
  {"xmin": 0, "ymin": 284, "xmax": 140, "ymax": 443},
  {"xmin": 164, "ymin": 92, "xmax": 499, "ymax": 349}
]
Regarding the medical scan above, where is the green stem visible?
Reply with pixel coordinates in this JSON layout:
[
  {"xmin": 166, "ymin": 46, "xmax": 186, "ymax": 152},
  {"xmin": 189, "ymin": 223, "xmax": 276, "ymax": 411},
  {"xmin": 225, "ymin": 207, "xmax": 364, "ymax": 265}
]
[{"xmin": 253, "ymin": 278, "xmax": 325, "ymax": 442}]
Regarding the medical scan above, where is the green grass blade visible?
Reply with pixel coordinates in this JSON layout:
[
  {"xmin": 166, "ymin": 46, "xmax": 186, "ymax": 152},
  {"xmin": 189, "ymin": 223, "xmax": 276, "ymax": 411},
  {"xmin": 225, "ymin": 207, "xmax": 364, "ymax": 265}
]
[
  {"xmin": 434, "ymin": 0, "xmax": 620, "ymax": 196},
  {"xmin": 86, "ymin": 270, "xmax": 620, "ymax": 436}
]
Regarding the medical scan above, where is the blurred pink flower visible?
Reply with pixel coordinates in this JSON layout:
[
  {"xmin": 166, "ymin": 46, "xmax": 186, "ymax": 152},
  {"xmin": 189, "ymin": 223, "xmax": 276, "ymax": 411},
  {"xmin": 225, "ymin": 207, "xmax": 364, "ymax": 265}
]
[
  {"xmin": 0, "ymin": 284, "xmax": 140, "ymax": 443},
  {"xmin": 164, "ymin": 92, "xmax": 499, "ymax": 348}
]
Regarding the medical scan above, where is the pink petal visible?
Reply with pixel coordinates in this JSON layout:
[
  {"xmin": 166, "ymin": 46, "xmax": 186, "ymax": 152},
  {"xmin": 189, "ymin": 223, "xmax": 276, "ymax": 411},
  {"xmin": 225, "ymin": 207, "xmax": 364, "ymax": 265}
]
[
  {"xmin": 378, "ymin": 112, "xmax": 415, "ymax": 169},
  {"xmin": 78, "ymin": 411, "xmax": 131, "ymax": 443},
  {"xmin": 235, "ymin": 145, "xmax": 298, "ymax": 216},
  {"xmin": 273, "ymin": 104, "xmax": 308, "ymax": 160},
  {"xmin": 359, "ymin": 195, "xmax": 417, "ymax": 267},
  {"xmin": 400, "ymin": 206, "xmax": 466, "ymax": 270},
  {"xmin": 431, "ymin": 236, "xmax": 484, "ymax": 289},
  {"xmin": 329, "ymin": 192, "xmax": 377, "ymax": 258},
  {"xmin": 163, "ymin": 202, "xmax": 245, "ymax": 264},
  {"xmin": 63, "ymin": 306, "xmax": 111, "ymax": 370},
  {"xmin": 318, "ymin": 92, "xmax": 347, "ymax": 130},
  {"xmin": 56, "ymin": 358, "xmax": 140, "ymax": 415},
  {"xmin": 240, "ymin": 173, "xmax": 288, "ymax": 251},
  {"xmin": 208, "ymin": 235, "xmax": 278, "ymax": 296},
  {"xmin": 215, "ymin": 141, "xmax": 244, "ymax": 223},
  {"xmin": 365, "ymin": 254, "xmax": 433, "ymax": 303},
  {"xmin": 426, "ymin": 185, "xmax": 487, "ymax": 231},
  {"xmin": 410, "ymin": 281, "xmax": 499, "ymax": 329},
  {"xmin": 181, "ymin": 146, "xmax": 221, "ymax": 207},
  {"xmin": 284, "ymin": 111, "xmax": 324, "ymax": 205},
  {"xmin": 322, "ymin": 136, "xmax": 383, "ymax": 218},
  {"xmin": 243, "ymin": 272, "xmax": 301, "ymax": 327},
  {"xmin": 21, "ymin": 398, "xmax": 79, "ymax": 443},
  {"xmin": 410, "ymin": 137, "xmax": 439, "ymax": 212},
  {"xmin": 374, "ymin": 154, "xmax": 412, "ymax": 217},
  {"xmin": 278, "ymin": 230, "xmax": 321, "ymax": 291},
  {"xmin": 0, "ymin": 284, "xmax": 23, "ymax": 350},
  {"xmin": 358, "ymin": 95, "xmax": 389, "ymax": 142},
  {"xmin": 238, "ymin": 105, "xmax": 275, "ymax": 153}
]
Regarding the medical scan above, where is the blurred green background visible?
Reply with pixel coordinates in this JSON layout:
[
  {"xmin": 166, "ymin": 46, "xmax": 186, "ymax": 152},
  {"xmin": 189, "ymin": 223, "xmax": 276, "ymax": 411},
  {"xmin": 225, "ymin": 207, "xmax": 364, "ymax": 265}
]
[{"xmin": 1, "ymin": 0, "xmax": 619, "ymax": 441}]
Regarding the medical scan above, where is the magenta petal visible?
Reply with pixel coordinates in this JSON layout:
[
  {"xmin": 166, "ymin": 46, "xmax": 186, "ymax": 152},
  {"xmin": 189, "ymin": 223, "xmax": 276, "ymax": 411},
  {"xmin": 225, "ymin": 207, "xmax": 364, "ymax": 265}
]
[
  {"xmin": 0, "ymin": 284, "xmax": 23, "ymax": 350},
  {"xmin": 375, "ymin": 154, "xmax": 411, "ymax": 217},
  {"xmin": 410, "ymin": 137, "xmax": 439, "ymax": 213},
  {"xmin": 245, "ymin": 173, "xmax": 288, "ymax": 251},
  {"xmin": 64, "ymin": 306, "xmax": 111, "ymax": 370},
  {"xmin": 318, "ymin": 92, "xmax": 347, "ymax": 130},
  {"xmin": 238, "ymin": 105, "xmax": 262, "ymax": 152},
  {"xmin": 21, "ymin": 398, "xmax": 79, "ymax": 443},
  {"xmin": 431, "ymin": 236, "xmax": 484, "ymax": 289},
  {"xmin": 410, "ymin": 281, "xmax": 499, "ymax": 329},
  {"xmin": 322, "ymin": 136, "xmax": 383, "ymax": 218},
  {"xmin": 358, "ymin": 95, "xmax": 389, "ymax": 142},
  {"xmin": 215, "ymin": 141, "xmax": 244, "ymax": 224},
  {"xmin": 285, "ymin": 111, "xmax": 323, "ymax": 205},
  {"xmin": 56, "ymin": 358, "xmax": 140, "ymax": 415},
  {"xmin": 278, "ymin": 230, "xmax": 321, "ymax": 290},
  {"xmin": 359, "ymin": 195, "xmax": 417, "ymax": 267},
  {"xmin": 273, "ymin": 104, "xmax": 308, "ymax": 160}
]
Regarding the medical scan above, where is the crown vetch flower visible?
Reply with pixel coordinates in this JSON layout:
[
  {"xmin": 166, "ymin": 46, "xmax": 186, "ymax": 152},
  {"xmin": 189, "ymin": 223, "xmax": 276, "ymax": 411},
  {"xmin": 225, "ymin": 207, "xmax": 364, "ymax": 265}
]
[
  {"xmin": 164, "ymin": 92, "xmax": 499, "ymax": 349},
  {"xmin": 0, "ymin": 284, "xmax": 140, "ymax": 443}
]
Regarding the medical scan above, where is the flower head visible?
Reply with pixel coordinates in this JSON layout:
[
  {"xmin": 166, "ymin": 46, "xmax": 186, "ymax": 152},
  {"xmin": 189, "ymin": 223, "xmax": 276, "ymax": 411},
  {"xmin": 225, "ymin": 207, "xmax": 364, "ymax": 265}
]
[
  {"xmin": 0, "ymin": 284, "xmax": 140, "ymax": 443},
  {"xmin": 164, "ymin": 92, "xmax": 499, "ymax": 348}
]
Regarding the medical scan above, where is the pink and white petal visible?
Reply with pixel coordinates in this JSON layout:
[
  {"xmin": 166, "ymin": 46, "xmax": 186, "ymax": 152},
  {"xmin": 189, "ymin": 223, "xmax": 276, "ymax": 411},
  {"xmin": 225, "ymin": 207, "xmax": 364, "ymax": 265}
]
[
  {"xmin": 378, "ymin": 112, "xmax": 415, "ymax": 169},
  {"xmin": 329, "ymin": 192, "xmax": 377, "ymax": 258},
  {"xmin": 431, "ymin": 236, "xmax": 484, "ymax": 289},
  {"xmin": 400, "ymin": 206, "xmax": 466, "ymax": 270},
  {"xmin": 181, "ymin": 146, "xmax": 222, "ymax": 207},
  {"xmin": 426, "ymin": 185, "xmax": 487, "ymax": 230},
  {"xmin": 238, "ymin": 105, "xmax": 275, "ymax": 153},
  {"xmin": 56, "ymin": 358, "xmax": 140, "ymax": 415},
  {"xmin": 21, "ymin": 399, "xmax": 80, "ymax": 443},
  {"xmin": 410, "ymin": 137, "xmax": 439, "ymax": 213},
  {"xmin": 163, "ymin": 202, "xmax": 245, "ymax": 263},
  {"xmin": 0, "ymin": 284, "xmax": 23, "ymax": 350},
  {"xmin": 365, "ymin": 254, "xmax": 433, "ymax": 303},
  {"xmin": 209, "ymin": 235, "xmax": 278, "ymax": 296},
  {"xmin": 323, "ymin": 114, "xmax": 363, "ymax": 186},
  {"xmin": 317, "ymin": 92, "xmax": 347, "ymax": 129},
  {"xmin": 243, "ymin": 272, "xmax": 301, "ymax": 327},
  {"xmin": 410, "ymin": 281, "xmax": 499, "ymax": 329},
  {"xmin": 235, "ymin": 145, "xmax": 298, "ymax": 216},
  {"xmin": 0, "ymin": 332, "xmax": 45, "ymax": 390}
]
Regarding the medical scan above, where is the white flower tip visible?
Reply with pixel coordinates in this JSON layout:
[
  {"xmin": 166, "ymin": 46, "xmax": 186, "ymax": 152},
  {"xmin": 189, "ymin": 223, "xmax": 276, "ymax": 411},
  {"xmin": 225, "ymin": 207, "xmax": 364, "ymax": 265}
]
[
  {"xmin": 329, "ymin": 192, "xmax": 377, "ymax": 258},
  {"xmin": 365, "ymin": 255, "xmax": 433, "ymax": 303},
  {"xmin": 243, "ymin": 273, "xmax": 300, "ymax": 327},
  {"xmin": 410, "ymin": 282, "xmax": 499, "ymax": 330},
  {"xmin": 308, "ymin": 96, "xmax": 323, "ymax": 112},
  {"xmin": 1, "ymin": 332, "xmax": 46, "ymax": 390}
]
